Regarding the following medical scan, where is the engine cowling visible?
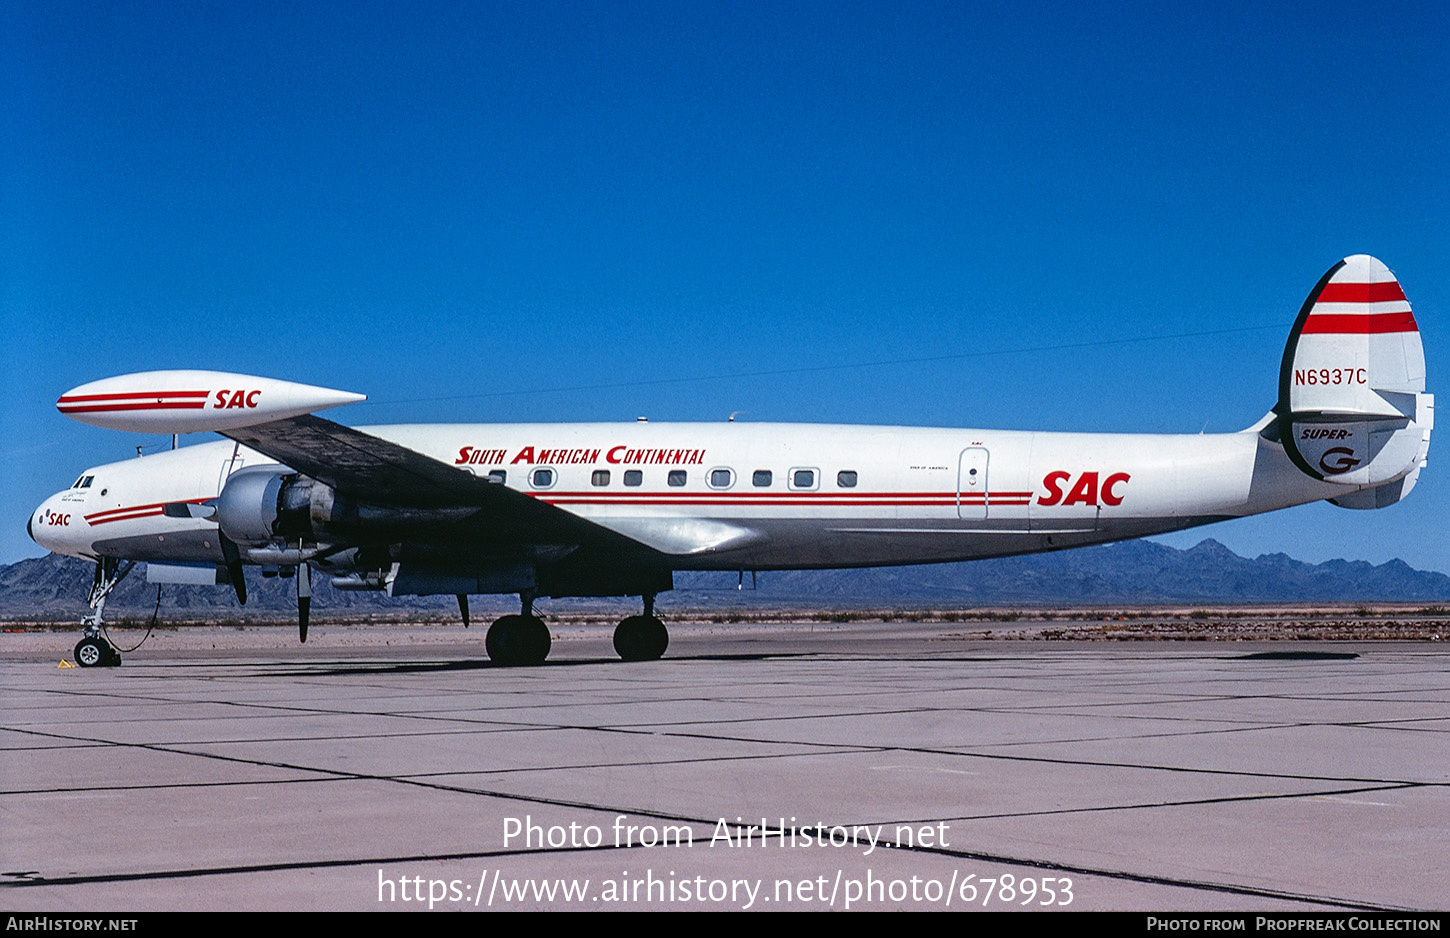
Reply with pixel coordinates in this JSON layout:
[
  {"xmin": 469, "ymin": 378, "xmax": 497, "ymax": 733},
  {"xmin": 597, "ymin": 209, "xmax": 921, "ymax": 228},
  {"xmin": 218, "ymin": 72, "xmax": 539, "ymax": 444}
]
[
  {"xmin": 217, "ymin": 468, "xmax": 315, "ymax": 545},
  {"xmin": 217, "ymin": 467, "xmax": 480, "ymax": 547}
]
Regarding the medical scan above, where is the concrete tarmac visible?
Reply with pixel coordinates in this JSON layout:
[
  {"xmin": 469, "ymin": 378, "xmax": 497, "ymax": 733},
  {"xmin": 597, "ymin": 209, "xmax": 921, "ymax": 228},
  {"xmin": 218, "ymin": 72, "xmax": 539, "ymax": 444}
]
[{"xmin": 2, "ymin": 620, "xmax": 1447, "ymax": 911}]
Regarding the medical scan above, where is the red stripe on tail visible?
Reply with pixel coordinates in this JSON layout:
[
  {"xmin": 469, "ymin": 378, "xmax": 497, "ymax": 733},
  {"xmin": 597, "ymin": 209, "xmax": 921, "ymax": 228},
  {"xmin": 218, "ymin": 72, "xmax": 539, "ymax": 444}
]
[
  {"xmin": 1316, "ymin": 281, "xmax": 1407, "ymax": 303},
  {"xmin": 1300, "ymin": 312, "xmax": 1418, "ymax": 335}
]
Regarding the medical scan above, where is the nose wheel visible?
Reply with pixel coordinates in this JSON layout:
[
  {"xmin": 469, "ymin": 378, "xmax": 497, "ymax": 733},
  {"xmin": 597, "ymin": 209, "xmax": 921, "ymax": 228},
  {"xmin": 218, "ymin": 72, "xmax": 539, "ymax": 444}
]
[{"xmin": 74, "ymin": 636, "xmax": 121, "ymax": 668}]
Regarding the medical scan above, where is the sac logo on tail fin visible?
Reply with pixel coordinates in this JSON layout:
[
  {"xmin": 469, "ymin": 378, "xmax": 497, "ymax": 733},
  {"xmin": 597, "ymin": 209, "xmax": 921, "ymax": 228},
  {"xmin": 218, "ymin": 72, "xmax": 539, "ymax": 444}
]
[{"xmin": 1278, "ymin": 255, "xmax": 1433, "ymax": 489}]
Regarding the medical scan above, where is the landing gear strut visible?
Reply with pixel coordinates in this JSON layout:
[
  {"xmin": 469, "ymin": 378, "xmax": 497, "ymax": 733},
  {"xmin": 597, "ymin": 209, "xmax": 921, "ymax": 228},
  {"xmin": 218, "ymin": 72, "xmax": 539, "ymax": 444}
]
[
  {"xmin": 74, "ymin": 558, "xmax": 133, "ymax": 668},
  {"xmin": 485, "ymin": 592, "xmax": 551, "ymax": 666},
  {"xmin": 614, "ymin": 592, "xmax": 668, "ymax": 662}
]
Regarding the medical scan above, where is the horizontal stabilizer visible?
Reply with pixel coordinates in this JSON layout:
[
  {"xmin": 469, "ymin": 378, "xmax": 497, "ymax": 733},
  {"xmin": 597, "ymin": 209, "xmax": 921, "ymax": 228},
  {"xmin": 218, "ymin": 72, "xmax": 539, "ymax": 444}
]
[
  {"xmin": 1329, "ymin": 466, "xmax": 1420, "ymax": 510},
  {"xmin": 57, "ymin": 371, "xmax": 365, "ymax": 434}
]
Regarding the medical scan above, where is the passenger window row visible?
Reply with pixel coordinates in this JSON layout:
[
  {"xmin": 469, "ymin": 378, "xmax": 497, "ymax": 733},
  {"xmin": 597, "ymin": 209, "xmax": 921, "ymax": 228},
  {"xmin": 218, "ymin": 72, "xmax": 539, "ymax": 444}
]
[{"xmin": 502, "ymin": 467, "xmax": 861, "ymax": 490}]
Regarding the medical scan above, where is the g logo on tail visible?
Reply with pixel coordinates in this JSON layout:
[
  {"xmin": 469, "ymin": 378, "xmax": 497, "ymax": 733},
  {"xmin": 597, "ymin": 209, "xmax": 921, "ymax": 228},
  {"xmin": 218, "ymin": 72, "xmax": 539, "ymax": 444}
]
[{"xmin": 1318, "ymin": 447, "xmax": 1360, "ymax": 475}]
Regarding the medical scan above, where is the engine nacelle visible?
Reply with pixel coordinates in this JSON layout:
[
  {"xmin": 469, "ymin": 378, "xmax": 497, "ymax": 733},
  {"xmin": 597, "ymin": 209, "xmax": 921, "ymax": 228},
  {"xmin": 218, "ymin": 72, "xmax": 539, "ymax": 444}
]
[
  {"xmin": 216, "ymin": 468, "xmax": 315, "ymax": 545},
  {"xmin": 217, "ymin": 467, "xmax": 480, "ymax": 547}
]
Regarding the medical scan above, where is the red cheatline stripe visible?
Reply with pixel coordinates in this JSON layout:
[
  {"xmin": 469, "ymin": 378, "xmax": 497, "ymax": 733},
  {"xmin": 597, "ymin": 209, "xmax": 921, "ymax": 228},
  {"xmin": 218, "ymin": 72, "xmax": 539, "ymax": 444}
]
[
  {"xmin": 544, "ymin": 499, "xmax": 959, "ymax": 506},
  {"xmin": 541, "ymin": 496, "xmax": 1037, "ymax": 507},
  {"xmin": 85, "ymin": 497, "xmax": 211, "ymax": 522},
  {"xmin": 1301, "ymin": 312, "xmax": 1418, "ymax": 335},
  {"xmin": 57, "ymin": 390, "xmax": 211, "ymax": 403},
  {"xmin": 58, "ymin": 401, "xmax": 209, "ymax": 413},
  {"xmin": 89, "ymin": 509, "xmax": 166, "ymax": 526},
  {"xmin": 87, "ymin": 501, "xmax": 172, "ymax": 521},
  {"xmin": 1317, "ymin": 281, "xmax": 1406, "ymax": 303},
  {"xmin": 540, "ymin": 495, "xmax": 1007, "ymax": 502},
  {"xmin": 540, "ymin": 490, "xmax": 1035, "ymax": 499}
]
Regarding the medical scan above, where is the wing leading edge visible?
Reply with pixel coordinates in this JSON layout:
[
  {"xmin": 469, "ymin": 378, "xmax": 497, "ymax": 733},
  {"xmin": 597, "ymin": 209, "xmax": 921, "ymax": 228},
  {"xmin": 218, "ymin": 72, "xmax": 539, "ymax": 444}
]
[{"xmin": 220, "ymin": 414, "xmax": 656, "ymax": 554}]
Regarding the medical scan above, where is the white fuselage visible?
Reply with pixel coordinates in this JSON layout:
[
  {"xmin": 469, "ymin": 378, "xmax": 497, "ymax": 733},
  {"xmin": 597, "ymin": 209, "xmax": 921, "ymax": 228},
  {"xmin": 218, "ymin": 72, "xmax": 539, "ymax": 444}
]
[{"xmin": 31, "ymin": 420, "xmax": 1346, "ymax": 571}]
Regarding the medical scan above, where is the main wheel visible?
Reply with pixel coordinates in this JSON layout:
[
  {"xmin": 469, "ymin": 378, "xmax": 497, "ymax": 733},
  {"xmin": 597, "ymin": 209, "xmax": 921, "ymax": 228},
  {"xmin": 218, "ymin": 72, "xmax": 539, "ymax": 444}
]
[
  {"xmin": 74, "ymin": 638, "xmax": 106, "ymax": 668},
  {"xmin": 613, "ymin": 615, "xmax": 668, "ymax": 662},
  {"xmin": 522, "ymin": 615, "xmax": 550, "ymax": 664},
  {"xmin": 486, "ymin": 615, "xmax": 551, "ymax": 666}
]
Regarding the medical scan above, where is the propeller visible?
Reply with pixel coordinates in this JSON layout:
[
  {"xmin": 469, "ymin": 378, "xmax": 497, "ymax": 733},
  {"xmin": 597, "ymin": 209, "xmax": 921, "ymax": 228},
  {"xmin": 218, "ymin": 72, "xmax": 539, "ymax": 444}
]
[
  {"xmin": 297, "ymin": 561, "xmax": 311, "ymax": 643},
  {"xmin": 458, "ymin": 594, "xmax": 469, "ymax": 628},
  {"xmin": 219, "ymin": 535, "xmax": 247, "ymax": 605}
]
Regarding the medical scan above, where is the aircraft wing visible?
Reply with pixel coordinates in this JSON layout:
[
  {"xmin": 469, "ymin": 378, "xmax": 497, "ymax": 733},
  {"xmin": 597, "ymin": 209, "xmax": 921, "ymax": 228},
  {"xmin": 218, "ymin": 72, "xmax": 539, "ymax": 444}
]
[{"xmin": 220, "ymin": 414, "xmax": 647, "ymax": 550}]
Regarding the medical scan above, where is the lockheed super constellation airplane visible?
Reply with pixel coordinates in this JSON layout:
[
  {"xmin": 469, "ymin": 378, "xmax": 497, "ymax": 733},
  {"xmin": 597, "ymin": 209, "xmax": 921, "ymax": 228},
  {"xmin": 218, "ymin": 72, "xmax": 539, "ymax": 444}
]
[{"xmin": 30, "ymin": 256, "xmax": 1432, "ymax": 667}]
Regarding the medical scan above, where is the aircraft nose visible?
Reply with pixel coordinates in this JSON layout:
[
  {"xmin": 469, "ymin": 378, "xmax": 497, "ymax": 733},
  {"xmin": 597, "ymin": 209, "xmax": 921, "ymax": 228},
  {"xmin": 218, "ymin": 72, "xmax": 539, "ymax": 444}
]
[{"xmin": 29, "ymin": 493, "xmax": 69, "ymax": 554}]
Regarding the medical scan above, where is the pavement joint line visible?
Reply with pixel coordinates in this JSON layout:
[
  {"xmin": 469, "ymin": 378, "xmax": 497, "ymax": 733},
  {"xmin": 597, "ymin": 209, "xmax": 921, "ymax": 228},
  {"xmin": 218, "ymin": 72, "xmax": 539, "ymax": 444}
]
[{"xmin": 7, "ymin": 711, "xmax": 1444, "ymax": 790}]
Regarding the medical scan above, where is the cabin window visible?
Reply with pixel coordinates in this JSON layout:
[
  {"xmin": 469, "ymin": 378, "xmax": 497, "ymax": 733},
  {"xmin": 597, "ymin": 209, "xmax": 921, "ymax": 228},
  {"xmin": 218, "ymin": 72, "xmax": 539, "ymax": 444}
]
[
  {"xmin": 624, "ymin": 470, "xmax": 643, "ymax": 487},
  {"xmin": 752, "ymin": 470, "xmax": 772, "ymax": 487},
  {"xmin": 591, "ymin": 470, "xmax": 610, "ymax": 486},
  {"xmin": 530, "ymin": 468, "xmax": 556, "ymax": 489},
  {"xmin": 708, "ymin": 468, "xmax": 734, "ymax": 489},
  {"xmin": 837, "ymin": 470, "xmax": 858, "ymax": 488},
  {"xmin": 790, "ymin": 468, "xmax": 817, "ymax": 490},
  {"xmin": 667, "ymin": 470, "xmax": 687, "ymax": 487},
  {"xmin": 486, "ymin": 470, "xmax": 507, "ymax": 484}
]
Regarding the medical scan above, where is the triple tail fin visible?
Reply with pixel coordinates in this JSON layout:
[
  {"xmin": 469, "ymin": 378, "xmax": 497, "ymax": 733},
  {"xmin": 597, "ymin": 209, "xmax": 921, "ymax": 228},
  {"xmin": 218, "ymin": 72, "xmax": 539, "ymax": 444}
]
[{"xmin": 1276, "ymin": 255, "xmax": 1433, "ymax": 506}]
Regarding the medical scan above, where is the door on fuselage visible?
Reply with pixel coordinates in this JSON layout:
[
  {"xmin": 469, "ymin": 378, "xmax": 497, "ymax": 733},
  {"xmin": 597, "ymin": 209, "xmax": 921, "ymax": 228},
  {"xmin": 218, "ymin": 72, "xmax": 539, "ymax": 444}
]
[{"xmin": 957, "ymin": 447, "xmax": 988, "ymax": 519}]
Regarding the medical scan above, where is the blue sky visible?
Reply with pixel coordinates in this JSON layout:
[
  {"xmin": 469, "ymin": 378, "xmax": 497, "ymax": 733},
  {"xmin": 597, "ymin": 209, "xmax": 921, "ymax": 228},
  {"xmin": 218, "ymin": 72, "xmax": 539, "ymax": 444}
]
[{"xmin": 4, "ymin": 1, "xmax": 1447, "ymax": 572}]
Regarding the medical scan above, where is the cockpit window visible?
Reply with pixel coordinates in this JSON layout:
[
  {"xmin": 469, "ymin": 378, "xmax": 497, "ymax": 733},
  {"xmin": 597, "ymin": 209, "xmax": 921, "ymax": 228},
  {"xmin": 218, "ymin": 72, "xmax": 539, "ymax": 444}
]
[{"xmin": 81, "ymin": 476, "xmax": 94, "ymax": 488}]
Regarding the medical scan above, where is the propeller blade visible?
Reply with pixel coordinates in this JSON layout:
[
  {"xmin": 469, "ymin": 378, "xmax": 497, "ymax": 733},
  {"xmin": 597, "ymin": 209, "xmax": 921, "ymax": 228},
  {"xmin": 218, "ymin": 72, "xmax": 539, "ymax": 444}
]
[
  {"xmin": 219, "ymin": 536, "xmax": 246, "ymax": 605},
  {"xmin": 297, "ymin": 562, "xmax": 311, "ymax": 643},
  {"xmin": 458, "ymin": 594, "xmax": 469, "ymax": 628}
]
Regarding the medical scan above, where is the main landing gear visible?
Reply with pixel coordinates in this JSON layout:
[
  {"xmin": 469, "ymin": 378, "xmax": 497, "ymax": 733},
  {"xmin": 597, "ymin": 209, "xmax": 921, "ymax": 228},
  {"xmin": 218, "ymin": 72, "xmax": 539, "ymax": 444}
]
[
  {"xmin": 614, "ymin": 593, "xmax": 668, "ymax": 662},
  {"xmin": 485, "ymin": 593, "xmax": 551, "ymax": 667},
  {"xmin": 74, "ymin": 558, "xmax": 132, "ymax": 668},
  {"xmin": 482, "ymin": 592, "xmax": 670, "ymax": 666}
]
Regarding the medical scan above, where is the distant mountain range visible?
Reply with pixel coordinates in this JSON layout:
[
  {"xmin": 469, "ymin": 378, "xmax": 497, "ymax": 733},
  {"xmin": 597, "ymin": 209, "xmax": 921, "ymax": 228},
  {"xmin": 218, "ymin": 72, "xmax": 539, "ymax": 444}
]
[{"xmin": 2, "ymin": 538, "xmax": 1447, "ymax": 618}]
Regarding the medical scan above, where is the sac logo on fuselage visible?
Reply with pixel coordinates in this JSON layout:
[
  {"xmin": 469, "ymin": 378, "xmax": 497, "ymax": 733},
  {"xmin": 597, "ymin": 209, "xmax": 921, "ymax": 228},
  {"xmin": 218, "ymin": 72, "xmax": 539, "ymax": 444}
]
[
  {"xmin": 1038, "ymin": 471, "xmax": 1130, "ymax": 507},
  {"xmin": 213, "ymin": 390, "xmax": 262, "ymax": 409}
]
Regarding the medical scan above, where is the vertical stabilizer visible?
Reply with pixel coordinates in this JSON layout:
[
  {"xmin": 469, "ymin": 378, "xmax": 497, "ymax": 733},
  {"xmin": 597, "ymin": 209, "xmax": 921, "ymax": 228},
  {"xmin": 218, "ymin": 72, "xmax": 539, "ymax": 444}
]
[{"xmin": 1278, "ymin": 255, "xmax": 1432, "ymax": 490}]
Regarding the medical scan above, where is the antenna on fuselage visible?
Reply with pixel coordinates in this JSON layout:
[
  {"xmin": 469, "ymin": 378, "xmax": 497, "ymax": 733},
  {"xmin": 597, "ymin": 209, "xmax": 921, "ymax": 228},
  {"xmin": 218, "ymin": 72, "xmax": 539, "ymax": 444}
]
[{"xmin": 728, "ymin": 411, "xmax": 747, "ymax": 422}]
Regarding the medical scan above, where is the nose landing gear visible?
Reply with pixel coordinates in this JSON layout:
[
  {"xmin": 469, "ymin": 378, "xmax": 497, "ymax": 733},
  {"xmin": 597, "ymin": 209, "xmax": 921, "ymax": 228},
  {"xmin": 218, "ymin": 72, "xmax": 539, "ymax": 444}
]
[
  {"xmin": 74, "ymin": 636, "xmax": 121, "ymax": 668},
  {"xmin": 72, "ymin": 558, "xmax": 133, "ymax": 668}
]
